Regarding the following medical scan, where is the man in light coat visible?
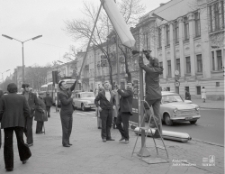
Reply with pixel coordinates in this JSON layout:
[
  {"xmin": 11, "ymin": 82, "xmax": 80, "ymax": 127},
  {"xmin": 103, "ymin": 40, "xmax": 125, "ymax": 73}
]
[{"xmin": 95, "ymin": 81, "xmax": 116, "ymax": 142}]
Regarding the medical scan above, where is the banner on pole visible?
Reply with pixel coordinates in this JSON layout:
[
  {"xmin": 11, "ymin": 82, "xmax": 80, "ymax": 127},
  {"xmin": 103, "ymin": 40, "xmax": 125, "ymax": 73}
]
[{"xmin": 101, "ymin": 0, "xmax": 136, "ymax": 48}]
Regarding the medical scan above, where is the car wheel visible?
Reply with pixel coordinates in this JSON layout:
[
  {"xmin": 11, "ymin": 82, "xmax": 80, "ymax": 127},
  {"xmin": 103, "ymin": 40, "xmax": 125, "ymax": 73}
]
[
  {"xmin": 81, "ymin": 104, "xmax": 86, "ymax": 111},
  {"xmin": 190, "ymin": 120, "xmax": 197, "ymax": 124},
  {"xmin": 164, "ymin": 114, "xmax": 173, "ymax": 126}
]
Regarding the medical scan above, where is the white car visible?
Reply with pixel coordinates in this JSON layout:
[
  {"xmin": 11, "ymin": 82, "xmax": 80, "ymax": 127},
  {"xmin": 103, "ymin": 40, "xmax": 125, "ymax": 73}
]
[
  {"xmin": 72, "ymin": 92, "xmax": 96, "ymax": 111},
  {"xmin": 159, "ymin": 91, "xmax": 201, "ymax": 126}
]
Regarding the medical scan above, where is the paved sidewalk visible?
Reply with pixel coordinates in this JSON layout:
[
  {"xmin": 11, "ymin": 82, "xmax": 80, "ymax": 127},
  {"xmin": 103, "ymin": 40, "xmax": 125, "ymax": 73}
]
[
  {"xmin": 0, "ymin": 110, "xmax": 224, "ymax": 174},
  {"xmin": 191, "ymin": 98, "xmax": 224, "ymax": 109}
]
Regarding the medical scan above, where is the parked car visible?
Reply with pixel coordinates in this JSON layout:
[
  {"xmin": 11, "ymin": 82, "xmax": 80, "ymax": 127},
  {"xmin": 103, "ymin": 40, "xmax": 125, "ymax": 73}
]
[
  {"xmin": 158, "ymin": 91, "xmax": 201, "ymax": 126},
  {"xmin": 72, "ymin": 92, "xmax": 96, "ymax": 111}
]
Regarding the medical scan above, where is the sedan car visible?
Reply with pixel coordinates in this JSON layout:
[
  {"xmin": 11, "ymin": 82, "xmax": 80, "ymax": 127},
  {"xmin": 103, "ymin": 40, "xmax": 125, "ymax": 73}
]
[
  {"xmin": 72, "ymin": 92, "xmax": 96, "ymax": 111},
  {"xmin": 158, "ymin": 91, "xmax": 201, "ymax": 126}
]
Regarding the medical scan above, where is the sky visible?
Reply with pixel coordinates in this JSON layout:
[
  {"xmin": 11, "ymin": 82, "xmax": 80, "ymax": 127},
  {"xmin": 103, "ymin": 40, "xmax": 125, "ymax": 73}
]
[{"xmin": 0, "ymin": 0, "xmax": 169, "ymax": 81}]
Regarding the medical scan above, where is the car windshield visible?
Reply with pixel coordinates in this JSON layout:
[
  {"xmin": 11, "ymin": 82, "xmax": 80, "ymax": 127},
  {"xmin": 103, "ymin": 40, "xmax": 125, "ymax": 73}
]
[
  {"xmin": 81, "ymin": 93, "xmax": 95, "ymax": 98},
  {"xmin": 162, "ymin": 95, "xmax": 183, "ymax": 103}
]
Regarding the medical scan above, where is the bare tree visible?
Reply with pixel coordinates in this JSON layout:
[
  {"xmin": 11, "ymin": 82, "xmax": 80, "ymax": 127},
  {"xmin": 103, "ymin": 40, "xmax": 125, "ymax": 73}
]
[{"xmin": 65, "ymin": 0, "xmax": 146, "ymax": 85}]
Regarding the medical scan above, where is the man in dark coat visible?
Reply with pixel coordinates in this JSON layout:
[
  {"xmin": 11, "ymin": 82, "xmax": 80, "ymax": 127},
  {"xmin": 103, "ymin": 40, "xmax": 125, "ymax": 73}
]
[
  {"xmin": 22, "ymin": 84, "xmax": 39, "ymax": 147},
  {"xmin": 95, "ymin": 81, "xmax": 116, "ymax": 142},
  {"xmin": 44, "ymin": 93, "xmax": 53, "ymax": 117},
  {"xmin": 116, "ymin": 82, "xmax": 133, "ymax": 144},
  {"xmin": 139, "ymin": 52, "xmax": 164, "ymax": 138},
  {"xmin": 58, "ymin": 79, "xmax": 78, "ymax": 147},
  {"xmin": 0, "ymin": 83, "xmax": 31, "ymax": 172}
]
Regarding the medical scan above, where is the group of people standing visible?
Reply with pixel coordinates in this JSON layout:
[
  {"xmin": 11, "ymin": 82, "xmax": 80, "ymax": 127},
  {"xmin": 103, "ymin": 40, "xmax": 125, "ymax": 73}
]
[
  {"xmin": 94, "ymin": 81, "xmax": 133, "ymax": 144},
  {"xmin": 0, "ymin": 83, "xmax": 53, "ymax": 171}
]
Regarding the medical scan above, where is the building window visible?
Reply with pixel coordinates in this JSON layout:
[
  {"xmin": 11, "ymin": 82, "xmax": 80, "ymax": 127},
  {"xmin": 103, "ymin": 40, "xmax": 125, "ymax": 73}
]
[
  {"xmin": 175, "ymin": 87, "xmax": 179, "ymax": 94},
  {"xmin": 158, "ymin": 28, "xmax": 162, "ymax": 47},
  {"xmin": 184, "ymin": 17, "xmax": 189, "ymax": 40},
  {"xmin": 176, "ymin": 59, "xmax": 180, "ymax": 73},
  {"xmin": 186, "ymin": 57, "xmax": 191, "ymax": 73},
  {"xmin": 212, "ymin": 51, "xmax": 215, "ymax": 70},
  {"xmin": 159, "ymin": 61, "xmax": 163, "ymax": 67},
  {"xmin": 216, "ymin": 82, "xmax": 220, "ymax": 87},
  {"xmin": 196, "ymin": 86, "xmax": 201, "ymax": 95},
  {"xmin": 166, "ymin": 25, "xmax": 170, "ymax": 45},
  {"xmin": 195, "ymin": 12, "xmax": 201, "ymax": 37},
  {"xmin": 196, "ymin": 54, "xmax": 203, "ymax": 72},
  {"xmin": 167, "ymin": 60, "xmax": 171, "ymax": 77},
  {"xmin": 209, "ymin": 1, "xmax": 225, "ymax": 32},
  {"xmin": 174, "ymin": 21, "xmax": 179, "ymax": 43},
  {"xmin": 185, "ymin": 86, "xmax": 189, "ymax": 92},
  {"xmin": 217, "ymin": 50, "xmax": 223, "ymax": 70}
]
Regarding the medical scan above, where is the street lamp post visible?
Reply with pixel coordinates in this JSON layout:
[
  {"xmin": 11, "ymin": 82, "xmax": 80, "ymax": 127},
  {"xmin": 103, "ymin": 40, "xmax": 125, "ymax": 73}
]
[
  {"xmin": 2, "ymin": 34, "xmax": 42, "ymax": 84},
  {"xmin": 1, "ymin": 69, "xmax": 10, "ymax": 82}
]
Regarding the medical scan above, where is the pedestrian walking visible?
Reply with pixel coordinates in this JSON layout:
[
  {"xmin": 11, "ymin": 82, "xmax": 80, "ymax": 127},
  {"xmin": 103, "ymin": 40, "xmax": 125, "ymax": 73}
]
[
  {"xmin": 95, "ymin": 81, "xmax": 116, "ymax": 142},
  {"xmin": 0, "ymin": 83, "xmax": 31, "ymax": 172},
  {"xmin": 58, "ymin": 78, "xmax": 79, "ymax": 147},
  {"xmin": 115, "ymin": 82, "xmax": 133, "ymax": 144},
  {"xmin": 22, "ymin": 84, "xmax": 39, "ymax": 147},
  {"xmin": 0, "ymin": 89, "xmax": 3, "ymax": 149},
  {"xmin": 138, "ymin": 51, "xmax": 164, "ymax": 138},
  {"xmin": 201, "ymin": 87, "xmax": 206, "ymax": 103},
  {"xmin": 35, "ymin": 96, "xmax": 48, "ymax": 134},
  {"xmin": 44, "ymin": 93, "xmax": 53, "ymax": 117}
]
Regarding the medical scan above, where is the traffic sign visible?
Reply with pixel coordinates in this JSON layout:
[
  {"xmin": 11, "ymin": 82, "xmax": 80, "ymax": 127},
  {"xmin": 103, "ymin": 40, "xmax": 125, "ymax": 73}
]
[
  {"xmin": 175, "ymin": 81, "xmax": 180, "ymax": 87},
  {"xmin": 175, "ymin": 70, "xmax": 179, "ymax": 76}
]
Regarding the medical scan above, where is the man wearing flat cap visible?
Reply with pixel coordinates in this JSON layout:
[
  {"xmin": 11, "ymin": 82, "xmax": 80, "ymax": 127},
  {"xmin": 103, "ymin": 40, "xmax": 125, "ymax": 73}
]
[{"xmin": 22, "ymin": 84, "xmax": 38, "ymax": 147}]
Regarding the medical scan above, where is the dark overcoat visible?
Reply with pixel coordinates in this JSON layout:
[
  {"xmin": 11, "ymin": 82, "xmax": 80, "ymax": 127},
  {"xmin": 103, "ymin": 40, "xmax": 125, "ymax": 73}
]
[
  {"xmin": 0, "ymin": 93, "xmax": 30, "ymax": 129},
  {"xmin": 94, "ymin": 90, "xmax": 116, "ymax": 110},
  {"xmin": 34, "ymin": 98, "xmax": 48, "ymax": 122},
  {"xmin": 117, "ymin": 89, "xmax": 133, "ymax": 114},
  {"xmin": 22, "ymin": 92, "xmax": 39, "ymax": 115},
  {"xmin": 58, "ymin": 80, "xmax": 77, "ymax": 116},
  {"xmin": 139, "ymin": 56, "xmax": 163, "ymax": 101},
  {"xmin": 44, "ymin": 96, "xmax": 53, "ymax": 107}
]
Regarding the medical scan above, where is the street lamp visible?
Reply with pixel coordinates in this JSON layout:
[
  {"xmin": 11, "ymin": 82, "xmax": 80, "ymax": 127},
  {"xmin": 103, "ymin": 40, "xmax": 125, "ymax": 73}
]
[
  {"xmin": 1, "ymin": 69, "xmax": 10, "ymax": 82},
  {"xmin": 2, "ymin": 34, "xmax": 42, "ymax": 84}
]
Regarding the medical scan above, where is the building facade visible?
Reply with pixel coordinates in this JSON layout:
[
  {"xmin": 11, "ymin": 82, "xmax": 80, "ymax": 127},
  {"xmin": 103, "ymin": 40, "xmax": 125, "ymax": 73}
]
[
  {"xmin": 136, "ymin": 0, "xmax": 224, "ymax": 100},
  {"xmin": 75, "ymin": 0, "xmax": 224, "ymax": 100}
]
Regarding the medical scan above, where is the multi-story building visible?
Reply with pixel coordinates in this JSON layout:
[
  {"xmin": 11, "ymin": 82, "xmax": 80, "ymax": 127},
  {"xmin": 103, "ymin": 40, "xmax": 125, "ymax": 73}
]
[
  {"xmin": 135, "ymin": 0, "xmax": 224, "ymax": 100},
  {"xmin": 77, "ymin": 0, "xmax": 224, "ymax": 100}
]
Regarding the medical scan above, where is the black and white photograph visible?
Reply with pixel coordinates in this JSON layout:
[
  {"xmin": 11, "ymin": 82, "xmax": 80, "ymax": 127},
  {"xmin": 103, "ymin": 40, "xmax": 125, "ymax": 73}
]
[{"xmin": 0, "ymin": 0, "xmax": 224, "ymax": 173}]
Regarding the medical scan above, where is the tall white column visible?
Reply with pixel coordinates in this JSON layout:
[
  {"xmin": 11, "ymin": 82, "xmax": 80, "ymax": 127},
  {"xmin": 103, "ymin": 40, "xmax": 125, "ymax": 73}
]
[
  {"xmin": 161, "ymin": 25, "xmax": 167, "ymax": 79},
  {"xmin": 178, "ymin": 17, "xmax": 185, "ymax": 77},
  {"xmin": 199, "ymin": 2, "xmax": 211, "ymax": 78},
  {"xmin": 169, "ymin": 22, "xmax": 175, "ymax": 78},
  {"xmin": 188, "ymin": 12, "xmax": 196, "ymax": 76}
]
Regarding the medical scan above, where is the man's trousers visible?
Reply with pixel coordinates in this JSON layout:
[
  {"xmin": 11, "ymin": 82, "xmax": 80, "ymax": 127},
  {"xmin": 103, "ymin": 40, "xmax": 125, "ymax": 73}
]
[
  {"xmin": 24, "ymin": 116, "xmax": 33, "ymax": 145},
  {"xmin": 4, "ymin": 127, "xmax": 31, "ymax": 169},
  {"xmin": 116, "ymin": 112, "xmax": 131, "ymax": 140},
  {"xmin": 100, "ymin": 109, "xmax": 113, "ymax": 140}
]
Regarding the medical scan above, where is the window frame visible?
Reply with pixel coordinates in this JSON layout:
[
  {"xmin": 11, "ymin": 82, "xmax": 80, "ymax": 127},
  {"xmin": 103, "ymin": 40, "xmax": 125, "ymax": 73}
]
[
  {"xmin": 184, "ymin": 17, "xmax": 189, "ymax": 40},
  {"xmin": 186, "ymin": 56, "xmax": 191, "ymax": 74},
  {"xmin": 195, "ymin": 12, "xmax": 201, "ymax": 37},
  {"xmin": 196, "ymin": 54, "xmax": 203, "ymax": 73}
]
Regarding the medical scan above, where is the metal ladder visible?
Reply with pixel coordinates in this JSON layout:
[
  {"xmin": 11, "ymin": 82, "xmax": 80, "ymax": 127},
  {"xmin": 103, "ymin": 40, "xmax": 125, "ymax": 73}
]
[{"xmin": 132, "ymin": 100, "xmax": 169, "ymax": 160}]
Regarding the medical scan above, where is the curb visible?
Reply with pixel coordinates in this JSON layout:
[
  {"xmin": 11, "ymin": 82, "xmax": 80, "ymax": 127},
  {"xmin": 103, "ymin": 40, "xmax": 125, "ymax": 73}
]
[
  {"xmin": 192, "ymin": 138, "xmax": 224, "ymax": 147},
  {"xmin": 200, "ymin": 107, "xmax": 224, "ymax": 110}
]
